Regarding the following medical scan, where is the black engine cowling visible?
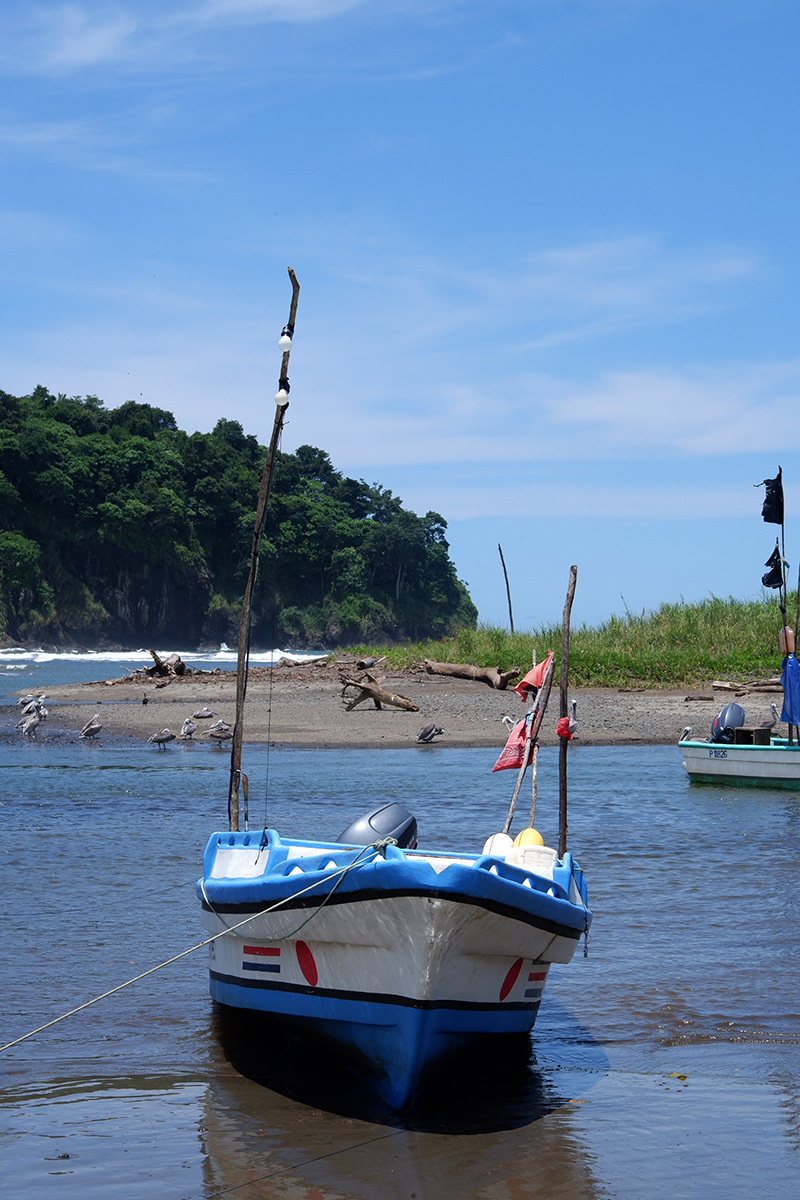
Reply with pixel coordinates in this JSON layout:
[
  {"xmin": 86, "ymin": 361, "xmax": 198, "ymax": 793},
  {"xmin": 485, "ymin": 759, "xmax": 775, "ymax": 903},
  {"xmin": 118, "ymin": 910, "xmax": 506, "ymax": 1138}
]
[{"xmin": 337, "ymin": 802, "xmax": 417, "ymax": 849}]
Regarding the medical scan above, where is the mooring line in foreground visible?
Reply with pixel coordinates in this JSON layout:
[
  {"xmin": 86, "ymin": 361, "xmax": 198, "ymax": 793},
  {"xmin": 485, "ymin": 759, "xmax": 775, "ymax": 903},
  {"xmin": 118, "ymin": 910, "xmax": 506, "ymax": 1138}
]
[{"xmin": 0, "ymin": 843, "xmax": 387, "ymax": 1054}]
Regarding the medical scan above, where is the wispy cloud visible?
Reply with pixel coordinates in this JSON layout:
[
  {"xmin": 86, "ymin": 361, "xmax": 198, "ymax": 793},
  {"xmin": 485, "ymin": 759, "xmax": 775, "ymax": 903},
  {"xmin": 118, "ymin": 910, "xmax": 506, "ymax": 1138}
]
[
  {"xmin": 298, "ymin": 358, "xmax": 800, "ymax": 471},
  {"xmin": 329, "ymin": 235, "xmax": 761, "ymax": 355},
  {"xmin": 31, "ymin": 4, "xmax": 139, "ymax": 69},
  {"xmin": 195, "ymin": 0, "xmax": 370, "ymax": 21},
  {"xmin": 0, "ymin": 109, "xmax": 210, "ymax": 178},
  {"xmin": 1, "ymin": 0, "xmax": 448, "ymax": 76}
]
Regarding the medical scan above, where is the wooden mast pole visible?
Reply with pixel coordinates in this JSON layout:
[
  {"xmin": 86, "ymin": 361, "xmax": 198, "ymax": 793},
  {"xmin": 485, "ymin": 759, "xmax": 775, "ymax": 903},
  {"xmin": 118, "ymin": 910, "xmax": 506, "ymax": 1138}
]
[
  {"xmin": 558, "ymin": 565, "xmax": 577, "ymax": 858},
  {"xmin": 228, "ymin": 268, "xmax": 300, "ymax": 832},
  {"xmin": 498, "ymin": 543, "xmax": 514, "ymax": 634}
]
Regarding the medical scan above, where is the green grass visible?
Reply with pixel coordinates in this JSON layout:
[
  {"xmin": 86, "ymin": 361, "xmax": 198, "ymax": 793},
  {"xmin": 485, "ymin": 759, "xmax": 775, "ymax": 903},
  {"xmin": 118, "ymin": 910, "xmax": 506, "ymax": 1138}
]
[{"xmin": 341, "ymin": 594, "xmax": 794, "ymax": 688}]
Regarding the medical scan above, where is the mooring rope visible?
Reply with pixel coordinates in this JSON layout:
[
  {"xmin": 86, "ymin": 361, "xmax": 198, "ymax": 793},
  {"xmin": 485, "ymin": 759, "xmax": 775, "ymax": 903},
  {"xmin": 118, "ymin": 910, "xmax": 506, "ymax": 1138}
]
[{"xmin": 0, "ymin": 838, "xmax": 394, "ymax": 1055}]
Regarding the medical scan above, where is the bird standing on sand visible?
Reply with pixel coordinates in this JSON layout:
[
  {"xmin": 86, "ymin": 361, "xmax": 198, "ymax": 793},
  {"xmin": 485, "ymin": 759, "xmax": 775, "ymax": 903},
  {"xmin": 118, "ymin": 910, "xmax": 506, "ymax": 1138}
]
[
  {"xmin": 17, "ymin": 712, "xmax": 40, "ymax": 737},
  {"xmin": 193, "ymin": 707, "xmax": 214, "ymax": 720},
  {"xmin": 757, "ymin": 703, "xmax": 780, "ymax": 730},
  {"xmin": 501, "ymin": 715, "xmax": 516, "ymax": 733},
  {"xmin": 208, "ymin": 718, "xmax": 231, "ymax": 732},
  {"xmin": 148, "ymin": 728, "xmax": 176, "ymax": 749},
  {"xmin": 416, "ymin": 723, "xmax": 445, "ymax": 744},
  {"xmin": 79, "ymin": 714, "xmax": 102, "ymax": 739},
  {"xmin": 180, "ymin": 717, "xmax": 197, "ymax": 739},
  {"xmin": 568, "ymin": 699, "xmax": 577, "ymax": 737}
]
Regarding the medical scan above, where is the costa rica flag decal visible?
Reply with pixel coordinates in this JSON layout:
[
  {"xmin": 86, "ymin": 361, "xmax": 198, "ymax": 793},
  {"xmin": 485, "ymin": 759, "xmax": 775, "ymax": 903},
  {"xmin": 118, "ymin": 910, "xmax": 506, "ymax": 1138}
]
[{"xmin": 242, "ymin": 945, "xmax": 281, "ymax": 973}]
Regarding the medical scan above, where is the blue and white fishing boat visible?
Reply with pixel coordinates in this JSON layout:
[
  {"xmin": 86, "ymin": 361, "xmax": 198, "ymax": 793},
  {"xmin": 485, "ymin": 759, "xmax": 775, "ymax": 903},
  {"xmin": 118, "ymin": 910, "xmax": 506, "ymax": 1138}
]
[
  {"xmin": 197, "ymin": 273, "xmax": 591, "ymax": 1109},
  {"xmin": 198, "ymin": 818, "xmax": 590, "ymax": 1109}
]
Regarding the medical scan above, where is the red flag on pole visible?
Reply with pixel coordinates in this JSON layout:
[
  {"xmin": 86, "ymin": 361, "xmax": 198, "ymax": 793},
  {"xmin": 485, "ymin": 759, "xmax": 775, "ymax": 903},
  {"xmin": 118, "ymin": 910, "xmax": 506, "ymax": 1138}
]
[
  {"xmin": 492, "ymin": 718, "xmax": 527, "ymax": 772},
  {"xmin": 513, "ymin": 651, "xmax": 554, "ymax": 702}
]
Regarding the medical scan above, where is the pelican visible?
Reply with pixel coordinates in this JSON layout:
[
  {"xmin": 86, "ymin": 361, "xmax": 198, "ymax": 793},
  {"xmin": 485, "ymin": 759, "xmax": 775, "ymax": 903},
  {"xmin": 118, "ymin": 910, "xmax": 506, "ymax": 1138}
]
[
  {"xmin": 208, "ymin": 718, "xmax": 231, "ymax": 732},
  {"xmin": 568, "ymin": 699, "xmax": 577, "ymax": 737},
  {"xmin": 207, "ymin": 728, "xmax": 233, "ymax": 746},
  {"xmin": 415, "ymin": 723, "xmax": 444, "ymax": 744},
  {"xmin": 17, "ymin": 713, "xmax": 40, "ymax": 737},
  {"xmin": 193, "ymin": 707, "xmax": 214, "ymax": 719},
  {"xmin": 757, "ymin": 703, "xmax": 780, "ymax": 730},
  {"xmin": 681, "ymin": 726, "xmax": 693, "ymax": 742},
  {"xmin": 79, "ymin": 714, "xmax": 102, "ymax": 738},
  {"xmin": 501, "ymin": 715, "xmax": 516, "ymax": 733},
  {"xmin": 180, "ymin": 717, "xmax": 197, "ymax": 739},
  {"xmin": 148, "ymin": 728, "xmax": 175, "ymax": 749},
  {"xmin": 16, "ymin": 693, "xmax": 45, "ymax": 707}
]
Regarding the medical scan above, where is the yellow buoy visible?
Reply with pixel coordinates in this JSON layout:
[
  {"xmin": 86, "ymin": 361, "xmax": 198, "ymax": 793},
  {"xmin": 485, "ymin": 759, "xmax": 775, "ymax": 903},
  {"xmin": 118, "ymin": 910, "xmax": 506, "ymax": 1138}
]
[{"xmin": 513, "ymin": 828, "xmax": 544, "ymax": 847}]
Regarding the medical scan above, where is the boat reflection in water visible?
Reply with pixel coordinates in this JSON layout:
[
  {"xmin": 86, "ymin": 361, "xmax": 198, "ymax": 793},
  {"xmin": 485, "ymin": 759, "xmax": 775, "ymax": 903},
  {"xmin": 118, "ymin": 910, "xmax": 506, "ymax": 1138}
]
[{"xmin": 202, "ymin": 1001, "xmax": 607, "ymax": 1200}]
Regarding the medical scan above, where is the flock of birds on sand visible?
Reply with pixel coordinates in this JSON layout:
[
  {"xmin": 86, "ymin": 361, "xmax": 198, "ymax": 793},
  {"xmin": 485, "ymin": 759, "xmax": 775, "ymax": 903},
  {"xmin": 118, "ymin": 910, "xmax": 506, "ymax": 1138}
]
[
  {"xmin": 14, "ymin": 696, "xmax": 234, "ymax": 747},
  {"xmin": 148, "ymin": 709, "xmax": 233, "ymax": 749},
  {"xmin": 13, "ymin": 697, "xmax": 580, "ymax": 747}
]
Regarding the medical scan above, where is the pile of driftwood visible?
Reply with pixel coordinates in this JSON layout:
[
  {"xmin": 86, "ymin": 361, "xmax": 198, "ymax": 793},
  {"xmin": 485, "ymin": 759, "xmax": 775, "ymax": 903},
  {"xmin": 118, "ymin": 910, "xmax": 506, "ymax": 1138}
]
[{"xmin": 146, "ymin": 650, "xmax": 188, "ymax": 676}]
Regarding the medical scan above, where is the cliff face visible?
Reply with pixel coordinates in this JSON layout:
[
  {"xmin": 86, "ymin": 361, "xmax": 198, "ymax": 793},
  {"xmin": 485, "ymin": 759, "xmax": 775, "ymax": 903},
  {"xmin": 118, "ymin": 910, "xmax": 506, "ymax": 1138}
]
[{"xmin": 9, "ymin": 542, "xmax": 212, "ymax": 649}]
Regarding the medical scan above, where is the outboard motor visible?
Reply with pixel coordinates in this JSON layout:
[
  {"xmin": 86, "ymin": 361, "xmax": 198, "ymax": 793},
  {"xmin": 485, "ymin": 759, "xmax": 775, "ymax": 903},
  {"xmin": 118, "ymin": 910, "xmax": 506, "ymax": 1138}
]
[
  {"xmin": 710, "ymin": 701, "xmax": 745, "ymax": 744},
  {"xmin": 337, "ymin": 802, "xmax": 417, "ymax": 849}
]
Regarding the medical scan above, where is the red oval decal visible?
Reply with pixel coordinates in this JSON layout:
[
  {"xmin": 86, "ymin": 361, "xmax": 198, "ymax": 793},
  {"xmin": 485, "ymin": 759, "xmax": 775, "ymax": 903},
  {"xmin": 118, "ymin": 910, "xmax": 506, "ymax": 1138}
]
[
  {"xmin": 296, "ymin": 940, "xmax": 318, "ymax": 987},
  {"xmin": 499, "ymin": 957, "xmax": 523, "ymax": 1001}
]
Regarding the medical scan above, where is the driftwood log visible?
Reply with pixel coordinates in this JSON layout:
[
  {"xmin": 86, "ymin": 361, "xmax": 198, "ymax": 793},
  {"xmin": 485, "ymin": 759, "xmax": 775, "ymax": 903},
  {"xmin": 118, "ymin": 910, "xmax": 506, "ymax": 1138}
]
[
  {"xmin": 340, "ymin": 674, "xmax": 419, "ymax": 712},
  {"xmin": 423, "ymin": 660, "xmax": 520, "ymax": 690}
]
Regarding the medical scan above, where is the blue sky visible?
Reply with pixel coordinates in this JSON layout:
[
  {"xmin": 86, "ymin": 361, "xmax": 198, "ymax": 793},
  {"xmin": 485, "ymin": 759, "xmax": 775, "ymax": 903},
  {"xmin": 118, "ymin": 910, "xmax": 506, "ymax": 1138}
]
[{"xmin": 1, "ymin": 1, "xmax": 799, "ymax": 628}]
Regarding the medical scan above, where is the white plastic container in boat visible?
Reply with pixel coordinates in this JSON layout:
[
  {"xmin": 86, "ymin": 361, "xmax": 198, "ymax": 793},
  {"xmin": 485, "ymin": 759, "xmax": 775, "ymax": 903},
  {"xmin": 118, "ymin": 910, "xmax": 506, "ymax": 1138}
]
[{"xmin": 505, "ymin": 844, "xmax": 557, "ymax": 879}]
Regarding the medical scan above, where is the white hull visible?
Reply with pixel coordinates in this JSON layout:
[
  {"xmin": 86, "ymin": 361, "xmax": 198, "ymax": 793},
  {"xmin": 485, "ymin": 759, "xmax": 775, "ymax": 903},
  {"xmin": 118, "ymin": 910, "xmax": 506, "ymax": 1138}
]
[
  {"xmin": 679, "ymin": 738, "xmax": 800, "ymax": 788},
  {"xmin": 201, "ymin": 891, "xmax": 575, "ymax": 1009}
]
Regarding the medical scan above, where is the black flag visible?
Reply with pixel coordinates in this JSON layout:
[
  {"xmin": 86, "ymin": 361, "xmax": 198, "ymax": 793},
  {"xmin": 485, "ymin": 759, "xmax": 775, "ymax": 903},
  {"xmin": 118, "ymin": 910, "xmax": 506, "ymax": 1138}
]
[
  {"xmin": 761, "ymin": 469, "xmax": 784, "ymax": 525},
  {"xmin": 762, "ymin": 545, "xmax": 784, "ymax": 589}
]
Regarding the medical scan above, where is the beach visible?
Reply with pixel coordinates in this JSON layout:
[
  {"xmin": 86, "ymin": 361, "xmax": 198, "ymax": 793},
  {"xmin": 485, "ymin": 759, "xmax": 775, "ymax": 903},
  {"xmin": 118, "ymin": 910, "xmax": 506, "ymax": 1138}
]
[{"xmin": 30, "ymin": 660, "xmax": 781, "ymax": 749}]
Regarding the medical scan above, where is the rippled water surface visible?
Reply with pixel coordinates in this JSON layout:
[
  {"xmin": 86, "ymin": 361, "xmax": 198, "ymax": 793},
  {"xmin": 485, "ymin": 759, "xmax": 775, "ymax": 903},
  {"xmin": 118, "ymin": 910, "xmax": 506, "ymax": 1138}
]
[{"xmin": 1, "ymin": 660, "xmax": 799, "ymax": 1198}]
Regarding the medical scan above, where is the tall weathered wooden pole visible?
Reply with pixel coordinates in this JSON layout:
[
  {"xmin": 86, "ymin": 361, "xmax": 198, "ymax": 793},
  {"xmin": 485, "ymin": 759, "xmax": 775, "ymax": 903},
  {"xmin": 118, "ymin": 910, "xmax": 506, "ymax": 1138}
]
[
  {"xmin": 498, "ymin": 543, "xmax": 514, "ymax": 634},
  {"xmin": 558, "ymin": 565, "xmax": 578, "ymax": 858},
  {"xmin": 228, "ymin": 268, "xmax": 300, "ymax": 832}
]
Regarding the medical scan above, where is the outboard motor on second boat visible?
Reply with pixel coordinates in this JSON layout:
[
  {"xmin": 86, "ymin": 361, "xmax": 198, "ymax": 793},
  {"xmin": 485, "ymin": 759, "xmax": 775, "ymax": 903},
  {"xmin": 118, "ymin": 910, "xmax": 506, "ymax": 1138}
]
[{"xmin": 710, "ymin": 701, "xmax": 746, "ymax": 744}]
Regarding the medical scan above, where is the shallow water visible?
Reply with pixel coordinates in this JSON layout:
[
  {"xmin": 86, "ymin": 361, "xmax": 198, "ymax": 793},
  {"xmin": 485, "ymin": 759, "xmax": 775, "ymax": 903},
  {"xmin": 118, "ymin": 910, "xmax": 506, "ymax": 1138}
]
[{"xmin": 1, "ymin": 713, "xmax": 799, "ymax": 1196}]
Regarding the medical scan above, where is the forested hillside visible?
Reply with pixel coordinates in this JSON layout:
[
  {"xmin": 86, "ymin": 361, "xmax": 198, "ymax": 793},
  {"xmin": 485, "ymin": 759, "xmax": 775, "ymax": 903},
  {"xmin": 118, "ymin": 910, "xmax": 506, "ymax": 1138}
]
[{"xmin": 0, "ymin": 386, "xmax": 477, "ymax": 648}]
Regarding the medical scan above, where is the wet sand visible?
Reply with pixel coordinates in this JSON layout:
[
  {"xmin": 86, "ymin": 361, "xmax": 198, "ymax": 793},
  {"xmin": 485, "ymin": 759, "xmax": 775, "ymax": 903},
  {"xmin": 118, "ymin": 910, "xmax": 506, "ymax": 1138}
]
[{"xmin": 29, "ymin": 662, "xmax": 783, "ymax": 749}]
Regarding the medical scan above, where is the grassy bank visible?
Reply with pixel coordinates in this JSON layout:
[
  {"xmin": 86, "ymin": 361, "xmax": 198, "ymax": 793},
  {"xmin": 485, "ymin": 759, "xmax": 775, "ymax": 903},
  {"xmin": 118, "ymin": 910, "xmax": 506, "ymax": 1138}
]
[{"xmin": 344, "ymin": 595, "xmax": 793, "ymax": 687}]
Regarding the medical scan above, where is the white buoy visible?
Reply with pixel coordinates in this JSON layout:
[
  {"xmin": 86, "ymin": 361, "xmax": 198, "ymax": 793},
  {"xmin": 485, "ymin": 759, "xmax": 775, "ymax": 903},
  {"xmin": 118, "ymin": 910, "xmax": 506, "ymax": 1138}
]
[{"xmin": 482, "ymin": 832, "xmax": 513, "ymax": 857}]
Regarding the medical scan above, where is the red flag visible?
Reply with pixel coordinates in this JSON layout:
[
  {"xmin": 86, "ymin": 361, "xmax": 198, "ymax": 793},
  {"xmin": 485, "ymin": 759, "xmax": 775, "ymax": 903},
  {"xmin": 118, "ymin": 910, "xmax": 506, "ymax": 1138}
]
[
  {"xmin": 514, "ymin": 651, "xmax": 553, "ymax": 701},
  {"xmin": 493, "ymin": 718, "xmax": 527, "ymax": 772},
  {"xmin": 556, "ymin": 716, "xmax": 573, "ymax": 740}
]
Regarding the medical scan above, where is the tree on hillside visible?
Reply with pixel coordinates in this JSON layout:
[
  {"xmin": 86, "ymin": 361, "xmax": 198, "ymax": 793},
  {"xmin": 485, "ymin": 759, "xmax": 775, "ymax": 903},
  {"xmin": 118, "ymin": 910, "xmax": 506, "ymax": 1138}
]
[{"xmin": 0, "ymin": 387, "xmax": 476, "ymax": 647}]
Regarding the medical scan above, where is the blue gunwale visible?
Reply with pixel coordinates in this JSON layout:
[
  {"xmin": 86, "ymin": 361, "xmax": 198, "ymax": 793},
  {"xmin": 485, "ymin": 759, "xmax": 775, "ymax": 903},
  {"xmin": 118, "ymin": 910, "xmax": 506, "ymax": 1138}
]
[{"xmin": 198, "ymin": 829, "xmax": 591, "ymax": 937}]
